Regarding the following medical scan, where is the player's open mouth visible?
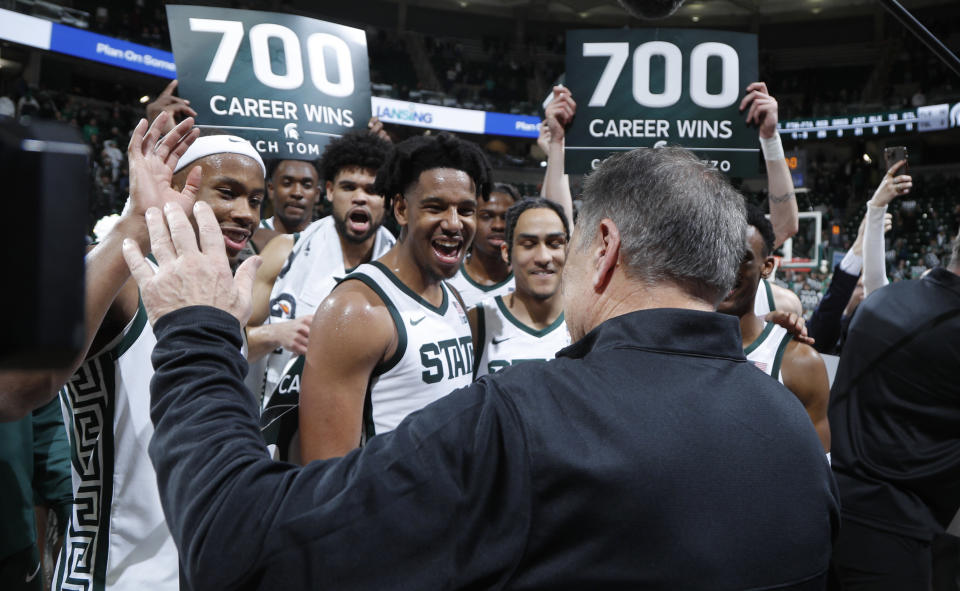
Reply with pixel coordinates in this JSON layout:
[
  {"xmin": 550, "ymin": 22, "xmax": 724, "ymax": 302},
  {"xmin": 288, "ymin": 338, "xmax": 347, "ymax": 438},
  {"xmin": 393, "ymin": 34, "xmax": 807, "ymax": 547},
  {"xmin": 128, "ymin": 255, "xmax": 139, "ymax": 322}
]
[
  {"xmin": 347, "ymin": 209, "xmax": 370, "ymax": 234},
  {"xmin": 432, "ymin": 237, "xmax": 463, "ymax": 264},
  {"xmin": 221, "ymin": 227, "xmax": 251, "ymax": 252}
]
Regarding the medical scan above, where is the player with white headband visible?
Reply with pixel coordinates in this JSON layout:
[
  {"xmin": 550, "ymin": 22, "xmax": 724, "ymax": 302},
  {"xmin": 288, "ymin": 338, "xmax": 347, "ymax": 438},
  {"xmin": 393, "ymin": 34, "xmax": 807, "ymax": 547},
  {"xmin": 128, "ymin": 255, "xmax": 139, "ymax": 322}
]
[{"xmin": 48, "ymin": 116, "xmax": 266, "ymax": 590}]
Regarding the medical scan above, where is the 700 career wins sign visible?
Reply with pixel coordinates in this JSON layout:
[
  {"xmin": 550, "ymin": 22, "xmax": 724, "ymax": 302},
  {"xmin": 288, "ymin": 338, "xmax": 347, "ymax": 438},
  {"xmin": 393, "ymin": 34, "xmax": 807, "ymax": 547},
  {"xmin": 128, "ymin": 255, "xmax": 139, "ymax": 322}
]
[
  {"xmin": 167, "ymin": 5, "xmax": 371, "ymax": 160},
  {"xmin": 565, "ymin": 28, "xmax": 759, "ymax": 176}
]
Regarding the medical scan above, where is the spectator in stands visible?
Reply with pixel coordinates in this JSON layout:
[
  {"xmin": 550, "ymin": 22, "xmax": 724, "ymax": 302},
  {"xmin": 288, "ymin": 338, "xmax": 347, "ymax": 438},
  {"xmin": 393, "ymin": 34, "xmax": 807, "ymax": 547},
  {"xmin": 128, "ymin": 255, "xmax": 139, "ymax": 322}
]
[
  {"xmin": 82, "ymin": 117, "xmax": 99, "ymax": 144},
  {"xmin": 17, "ymin": 91, "xmax": 39, "ymax": 118},
  {"xmin": 0, "ymin": 94, "xmax": 15, "ymax": 118}
]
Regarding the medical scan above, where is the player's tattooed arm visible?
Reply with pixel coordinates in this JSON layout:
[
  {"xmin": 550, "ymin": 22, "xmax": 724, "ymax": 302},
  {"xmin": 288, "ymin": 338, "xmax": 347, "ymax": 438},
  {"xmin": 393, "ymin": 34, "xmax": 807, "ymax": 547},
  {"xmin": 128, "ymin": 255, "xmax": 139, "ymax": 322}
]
[
  {"xmin": 769, "ymin": 191, "xmax": 796, "ymax": 204},
  {"xmin": 742, "ymin": 82, "xmax": 799, "ymax": 247}
]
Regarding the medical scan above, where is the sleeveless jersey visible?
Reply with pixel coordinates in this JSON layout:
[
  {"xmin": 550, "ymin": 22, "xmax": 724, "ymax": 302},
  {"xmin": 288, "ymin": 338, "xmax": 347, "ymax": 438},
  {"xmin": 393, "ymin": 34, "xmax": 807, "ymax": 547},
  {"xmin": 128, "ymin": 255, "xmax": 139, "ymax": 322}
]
[
  {"xmin": 446, "ymin": 261, "xmax": 515, "ymax": 309},
  {"xmin": 258, "ymin": 216, "xmax": 395, "ymax": 408},
  {"xmin": 348, "ymin": 262, "xmax": 474, "ymax": 438},
  {"xmin": 261, "ymin": 259, "xmax": 470, "ymax": 460},
  {"xmin": 753, "ymin": 278, "xmax": 776, "ymax": 317},
  {"xmin": 260, "ymin": 218, "xmax": 275, "ymax": 230},
  {"xmin": 474, "ymin": 296, "xmax": 570, "ymax": 378},
  {"xmin": 54, "ymin": 300, "xmax": 179, "ymax": 591},
  {"xmin": 744, "ymin": 321, "xmax": 792, "ymax": 384}
]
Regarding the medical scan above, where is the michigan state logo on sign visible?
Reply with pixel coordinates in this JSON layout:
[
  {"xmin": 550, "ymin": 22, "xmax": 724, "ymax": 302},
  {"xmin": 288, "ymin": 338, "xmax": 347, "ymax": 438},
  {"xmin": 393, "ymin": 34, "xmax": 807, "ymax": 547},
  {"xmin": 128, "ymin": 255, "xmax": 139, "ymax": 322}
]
[
  {"xmin": 565, "ymin": 29, "xmax": 758, "ymax": 176},
  {"xmin": 167, "ymin": 5, "xmax": 371, "ymax": 160}
]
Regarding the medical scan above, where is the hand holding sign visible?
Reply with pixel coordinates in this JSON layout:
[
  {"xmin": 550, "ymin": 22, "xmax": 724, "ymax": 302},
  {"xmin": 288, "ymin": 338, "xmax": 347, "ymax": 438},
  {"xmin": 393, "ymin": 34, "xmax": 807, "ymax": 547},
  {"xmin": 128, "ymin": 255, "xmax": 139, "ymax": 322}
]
[
  {"xmin": 740, "ymin": 82, "xmax": 779, "ymax": 140},
  {"xmin": 544, "ymin": 85, "xmax": 577, "ymax": 146},
  {"xmin": 146, "ymin": 80, "xmax": 198, "ymax": 136}
]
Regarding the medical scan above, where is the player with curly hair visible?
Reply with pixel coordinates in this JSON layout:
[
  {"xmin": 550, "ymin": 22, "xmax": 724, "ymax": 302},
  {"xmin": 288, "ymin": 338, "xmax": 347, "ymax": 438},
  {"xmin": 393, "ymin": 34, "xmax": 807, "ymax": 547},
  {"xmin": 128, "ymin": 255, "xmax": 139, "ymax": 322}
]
[
  {"xmin": 246, "ymin": 131, "xmax": 396, "ymax": 456},
  {"xmin": 297, "ymin": 132, "xmax": 491, "ymax": 462}
]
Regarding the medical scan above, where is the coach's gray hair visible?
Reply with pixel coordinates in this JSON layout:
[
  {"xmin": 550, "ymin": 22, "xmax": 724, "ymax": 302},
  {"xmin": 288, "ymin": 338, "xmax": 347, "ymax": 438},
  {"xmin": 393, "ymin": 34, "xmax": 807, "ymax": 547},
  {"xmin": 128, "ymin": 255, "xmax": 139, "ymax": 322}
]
[{"xmin": 577, "ymin": 147, "xmax": 747, "ymax": 305}]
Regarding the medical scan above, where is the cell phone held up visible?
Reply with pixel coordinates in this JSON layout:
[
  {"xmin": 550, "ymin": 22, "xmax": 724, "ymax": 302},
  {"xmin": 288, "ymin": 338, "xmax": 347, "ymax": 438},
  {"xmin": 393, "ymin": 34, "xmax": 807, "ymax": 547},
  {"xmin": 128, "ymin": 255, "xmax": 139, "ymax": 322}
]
[{"xmin": 883, "ymin": 146, "xmax": 908, "ymax": 174}]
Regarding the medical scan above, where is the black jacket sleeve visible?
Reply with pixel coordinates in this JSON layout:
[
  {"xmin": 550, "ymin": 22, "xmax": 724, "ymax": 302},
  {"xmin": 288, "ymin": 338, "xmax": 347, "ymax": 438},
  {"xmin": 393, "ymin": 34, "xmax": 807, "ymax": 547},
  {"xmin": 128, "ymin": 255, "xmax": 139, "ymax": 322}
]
[
  {"xmin": 148, "ymin": 306, "xmax": 531, "ymax": 591},
  {"xmin": 807, "ymin": 265, "xmax": 859, "ymax": 354}
]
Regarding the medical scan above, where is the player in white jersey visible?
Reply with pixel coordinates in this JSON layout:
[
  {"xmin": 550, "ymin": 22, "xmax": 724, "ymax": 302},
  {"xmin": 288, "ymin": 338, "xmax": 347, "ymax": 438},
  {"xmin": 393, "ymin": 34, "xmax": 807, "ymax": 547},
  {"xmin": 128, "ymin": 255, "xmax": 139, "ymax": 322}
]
[
  {"xmin": 473, "ymin": 198, "xmax": 571, "ymax": 378},
  {"xmin": 743, "ymin": 320, "xmax": 792, "ymax": 384},
  {"xmin": 446, "ymin": 183, "xmax": 518, "ymax": 308},
  {"xmin": 346, "ymin": 262, "xmax": 472, "ymax": 436},
  {"xmin": 298, "ymin": 132, "xmax": 491, "ymax": 462},
  {"xmin": 250, "ymin": 159, "xmax": 320, "ymax": 252},
  {"xmin": 246, "ymin": 133, "xmax": 394, "ymax": 458},
  {"xmin": 3, "ymin": 117, "xmax": 268, "ymax": 590},
  {"xmin": 718, "ymin": 204, "xmax": 831, "ymax": 452}
]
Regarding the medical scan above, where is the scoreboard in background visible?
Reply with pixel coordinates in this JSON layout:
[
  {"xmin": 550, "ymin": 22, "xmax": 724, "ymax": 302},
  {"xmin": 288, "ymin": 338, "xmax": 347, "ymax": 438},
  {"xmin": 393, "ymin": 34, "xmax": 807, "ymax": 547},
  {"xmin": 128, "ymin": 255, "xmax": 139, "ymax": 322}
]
[
  {"xmin": 786, "ymin": 148, "xmax": 806, "ymax": 188},
  {"xmin": 779, "ymin": 101, "xmax": 960, "ymax": 140}
]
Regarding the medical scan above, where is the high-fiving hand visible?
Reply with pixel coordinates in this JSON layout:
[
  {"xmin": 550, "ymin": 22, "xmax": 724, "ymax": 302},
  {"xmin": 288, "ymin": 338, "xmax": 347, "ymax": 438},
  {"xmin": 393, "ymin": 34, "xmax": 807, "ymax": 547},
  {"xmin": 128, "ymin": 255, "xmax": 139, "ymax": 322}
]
[
  {"xmin": 126, "ymin": 112, "xmax": 201, "ymax": 222},
  {"xmin": 122, "ymin": 202, "xmax": 262, "ymax": 326}
]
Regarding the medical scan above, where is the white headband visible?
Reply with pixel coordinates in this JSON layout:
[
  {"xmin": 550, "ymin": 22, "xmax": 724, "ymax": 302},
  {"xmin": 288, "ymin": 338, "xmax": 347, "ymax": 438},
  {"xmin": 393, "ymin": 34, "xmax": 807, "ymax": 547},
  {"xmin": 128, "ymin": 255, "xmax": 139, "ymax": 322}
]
[{"xmin": 173, "ymin": 135, "xmax": 266, "ymax": 178}]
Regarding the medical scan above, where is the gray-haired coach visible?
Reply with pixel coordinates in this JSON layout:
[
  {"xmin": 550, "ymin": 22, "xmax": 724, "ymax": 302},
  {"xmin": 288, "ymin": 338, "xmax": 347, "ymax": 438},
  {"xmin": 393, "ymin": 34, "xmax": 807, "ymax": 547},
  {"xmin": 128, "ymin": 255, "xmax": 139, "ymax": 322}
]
[{"xmin": 125, "ymin": 116, "xmax": 838, "ymax": 590}]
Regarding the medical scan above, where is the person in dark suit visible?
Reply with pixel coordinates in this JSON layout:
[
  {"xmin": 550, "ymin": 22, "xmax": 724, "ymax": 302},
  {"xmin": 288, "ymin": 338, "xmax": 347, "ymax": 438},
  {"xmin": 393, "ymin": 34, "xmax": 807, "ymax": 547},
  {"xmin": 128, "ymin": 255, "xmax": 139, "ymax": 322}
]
[{"xmin": 829, "ymin": 230, "xmax": 960, "ymax": 590}]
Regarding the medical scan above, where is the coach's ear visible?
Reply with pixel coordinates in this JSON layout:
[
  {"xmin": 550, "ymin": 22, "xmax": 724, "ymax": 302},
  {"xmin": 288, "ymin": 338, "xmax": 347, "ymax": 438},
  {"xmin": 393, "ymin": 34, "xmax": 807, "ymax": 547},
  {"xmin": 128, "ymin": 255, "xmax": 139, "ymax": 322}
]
[
  {"xmin": 593, "ymin": 218, "xmax": 621, "ymax": 293},
  {"xmin": 393, "ymin": 193, "xmax": 408, "ymax": 227}
]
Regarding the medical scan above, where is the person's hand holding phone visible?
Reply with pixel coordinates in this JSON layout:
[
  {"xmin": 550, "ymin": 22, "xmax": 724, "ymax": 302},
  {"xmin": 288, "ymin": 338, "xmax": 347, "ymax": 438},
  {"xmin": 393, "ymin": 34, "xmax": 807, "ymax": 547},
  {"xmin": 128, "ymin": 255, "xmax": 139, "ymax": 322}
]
[{"xmin": 870, "ymin": 158, "xmax": 912, "ymax": 208}]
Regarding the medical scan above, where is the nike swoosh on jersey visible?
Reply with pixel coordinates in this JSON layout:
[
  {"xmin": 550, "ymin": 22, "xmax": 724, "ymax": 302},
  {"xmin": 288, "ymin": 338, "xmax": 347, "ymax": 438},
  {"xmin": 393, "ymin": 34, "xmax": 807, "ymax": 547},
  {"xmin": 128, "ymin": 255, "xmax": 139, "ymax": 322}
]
[
  {"xmin": 410, "ymin": 316, "xmax": 426, "ymax": 325},
  {"xmin": 491, "ymin": 336, "xmax": 513, "ymax": 345}
]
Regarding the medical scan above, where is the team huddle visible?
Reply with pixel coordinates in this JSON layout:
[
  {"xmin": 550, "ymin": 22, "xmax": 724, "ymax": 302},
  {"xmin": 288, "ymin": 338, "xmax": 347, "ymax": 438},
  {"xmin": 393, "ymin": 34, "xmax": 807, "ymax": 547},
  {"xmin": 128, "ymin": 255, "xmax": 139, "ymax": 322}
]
[{"xmin": 13, "ymin": 81, "xmax": 841, "ymax": 589}]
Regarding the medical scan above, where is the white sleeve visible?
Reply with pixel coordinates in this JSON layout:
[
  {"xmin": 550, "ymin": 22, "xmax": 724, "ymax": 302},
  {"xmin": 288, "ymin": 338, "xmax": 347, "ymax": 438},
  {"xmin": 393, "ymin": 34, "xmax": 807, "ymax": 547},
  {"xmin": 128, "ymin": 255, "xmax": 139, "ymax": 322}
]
[
  {"xmin": 838, "ymin": 250, "xmax": 862, "ymax": 276},
  {"xmin": 862, "ymin": 202, "xmax": 889, "ymax": 297}
]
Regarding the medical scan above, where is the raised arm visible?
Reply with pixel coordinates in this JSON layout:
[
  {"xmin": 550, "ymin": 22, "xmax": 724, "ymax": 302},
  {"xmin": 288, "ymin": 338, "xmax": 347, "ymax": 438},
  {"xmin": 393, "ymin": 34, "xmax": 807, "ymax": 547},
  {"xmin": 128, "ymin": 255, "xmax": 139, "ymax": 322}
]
[
  {"xmin": 298, "ymin": 282, "xmax": 396, "ymax": 462},
  {"xmin": 540, "ymin": 85, "xmax": 576, "ymax": 230},
  {"xmin": 145, "ymin": 79, "xmax": 198, "ymax": 136},
  {"xmin": 781, "ymin": 341, "xmax": 831, "ymax": 452},
  {"xmin": 741, "ymin": 82, "xmax": 798, "ymax": 247},
  {"xmin": 1, "ymin": 113, "xmax": 198, "ymax": 421},
  {"xmin": 864, "ymin": 160, "xmax": 910, "ymax": 297}
]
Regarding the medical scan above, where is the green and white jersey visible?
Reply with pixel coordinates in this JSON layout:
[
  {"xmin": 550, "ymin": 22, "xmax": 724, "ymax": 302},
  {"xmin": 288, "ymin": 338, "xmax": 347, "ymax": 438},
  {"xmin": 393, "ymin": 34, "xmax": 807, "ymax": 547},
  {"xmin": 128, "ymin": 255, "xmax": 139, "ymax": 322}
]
[
  {"xmin": 753, "ymin": 278, "xmax": 776, "ymax": 317},
  {"xmin": 349, "ymin": 261, "xmax": 473, "ymax": 439},
  {"xmin": 261, "ymin": 260, "xmax": 473, "ymax": 460},
  {"xmin": 744, "ymin": 321, "xmax": 791, "ymax": 384},
  {"xmin": 473, "ymin": 296, "xmax": 570, "ymax": 378},
  {"xmin": 254, "ymin": 216, "xmax": 395, "ymax": 408},
  {"xmin": 260, "ymin": 217, "xmax": 275, "ymax": 230},
  {"xmin": 446, "ymin": 261, "xmax": 515, "ymax": 309},
  {"xmin": 54, "ymin": 301, "xmax": 179, "ymax": 591}
]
